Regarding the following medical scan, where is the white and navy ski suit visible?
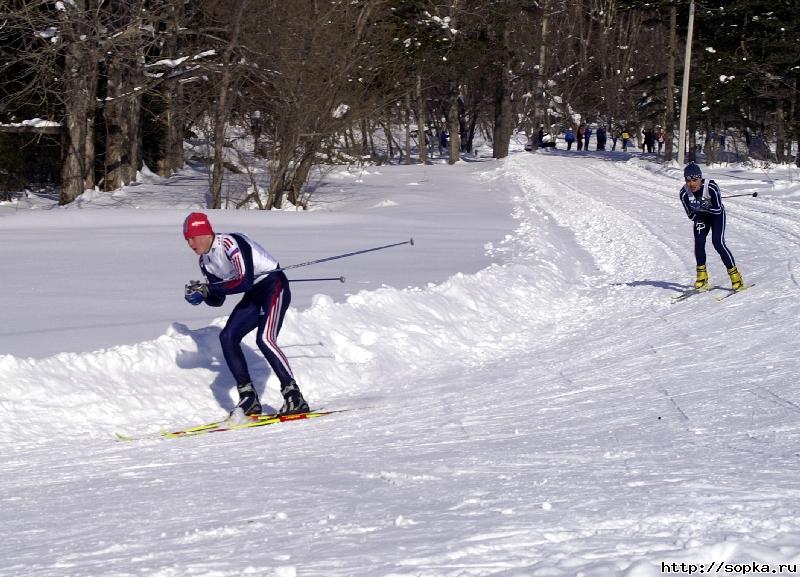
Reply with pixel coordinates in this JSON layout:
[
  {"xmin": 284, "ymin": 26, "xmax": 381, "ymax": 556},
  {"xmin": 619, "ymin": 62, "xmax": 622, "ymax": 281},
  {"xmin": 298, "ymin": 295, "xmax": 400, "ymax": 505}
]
[
  {"xmin": 679, "ymin": 179, "xmax": 736, "ymax": 269},
  {"xmin": 197, "ymin": 233, "xmax": 294, "ymax": 387}
]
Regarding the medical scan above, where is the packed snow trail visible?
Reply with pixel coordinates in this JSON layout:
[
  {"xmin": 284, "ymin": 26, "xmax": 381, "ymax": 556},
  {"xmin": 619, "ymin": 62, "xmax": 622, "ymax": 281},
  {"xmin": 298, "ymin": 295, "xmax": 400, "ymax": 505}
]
[{"xmin": 2, "ymin": 152, "xmax": 800, "ymax": 577}]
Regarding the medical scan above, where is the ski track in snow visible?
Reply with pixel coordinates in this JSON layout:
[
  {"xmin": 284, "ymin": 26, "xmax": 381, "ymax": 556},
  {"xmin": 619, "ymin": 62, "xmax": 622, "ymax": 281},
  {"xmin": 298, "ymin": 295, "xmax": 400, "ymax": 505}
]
[{"xmin": 2, "ymin": 152, "xmax": 800, "ymax": 576}]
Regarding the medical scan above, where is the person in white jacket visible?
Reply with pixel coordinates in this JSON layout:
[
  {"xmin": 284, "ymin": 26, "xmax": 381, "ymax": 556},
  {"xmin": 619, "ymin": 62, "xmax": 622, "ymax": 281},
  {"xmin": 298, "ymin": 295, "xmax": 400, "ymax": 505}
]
[{"xmin": 182, "ymin": 212, "xmax": 309, "ymax": 417}]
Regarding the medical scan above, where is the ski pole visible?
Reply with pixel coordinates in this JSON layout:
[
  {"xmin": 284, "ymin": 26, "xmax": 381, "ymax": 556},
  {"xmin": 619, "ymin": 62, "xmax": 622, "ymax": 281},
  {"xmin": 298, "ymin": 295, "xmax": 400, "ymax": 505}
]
[
  {"xmin": 278, "ymin": 238, "xmax": 414, "ymax": 272},
  {"xmin": 205, "ymin": 275, "xmax": 345, "ymax": 287},
  {"xmin": 722, "ymin": 191, "xmax": 758, "ymax": 199},
  {"xmin": 204, "ymin": 239, "xmax": 412, "ymax": 286},
  {"xmin": 289, "ymin": 276, "xmax": 346, "ymax": 283}
]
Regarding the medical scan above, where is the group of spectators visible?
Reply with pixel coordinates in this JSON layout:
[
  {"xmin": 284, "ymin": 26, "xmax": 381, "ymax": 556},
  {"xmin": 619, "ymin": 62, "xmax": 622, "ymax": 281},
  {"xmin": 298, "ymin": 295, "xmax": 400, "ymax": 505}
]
[
  {"xmin": 545, "ymin": 124, "xmax": 666, "ymax": 155},
  {"xmin": 533, "ymin": 124, "xmax": 796, "ymax": 165}
]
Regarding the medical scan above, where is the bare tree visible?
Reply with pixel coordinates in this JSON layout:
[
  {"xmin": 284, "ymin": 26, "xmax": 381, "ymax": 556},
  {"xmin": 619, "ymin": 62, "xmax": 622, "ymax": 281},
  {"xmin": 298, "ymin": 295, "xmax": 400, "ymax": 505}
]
[
  {"xmin": 57, "ymin": 1, "xmax": 100, "ymax": 203},
  {"xmin": 1, "ymin": 0, "xmax": 201, "ymax": 202},
  {"xmin": 492, "ymin": 20, "xmax": 513, "ymax": 159},
  {"xmin": 664, "ymin": 4, "xmax": 677, "ymax": 163},
  {"xmin": 207, "ymin": 0, "xmax": 248, "ymax": 209},
  {"xmin": 236, "ymin": 0, "xmax": 403, "ymax": 209},
  {"xmin": 155, "ymin": 2, "xmax": 188, "ymax": 177},
  {"xmin": 103, "ymin": 0, "xmax": 148, "ymax": 191},
  {"xmin": 4, "ymin": 0, "xmax": 799, "ymax": 205}
]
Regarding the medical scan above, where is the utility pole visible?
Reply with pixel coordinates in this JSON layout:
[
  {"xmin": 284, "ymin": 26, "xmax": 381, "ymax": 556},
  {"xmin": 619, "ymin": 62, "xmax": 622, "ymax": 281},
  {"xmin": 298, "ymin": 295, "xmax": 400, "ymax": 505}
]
[{"xmin": 677, "ymin": 0, "xmax": 695, "ymax": 166}]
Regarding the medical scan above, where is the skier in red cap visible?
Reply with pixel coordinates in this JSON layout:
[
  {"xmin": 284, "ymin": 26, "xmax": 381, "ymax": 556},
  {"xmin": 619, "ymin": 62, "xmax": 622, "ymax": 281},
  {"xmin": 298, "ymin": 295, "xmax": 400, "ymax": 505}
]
[{"xmin": 182, "ymin": 212, "xmax": 309, "ymax": 417}]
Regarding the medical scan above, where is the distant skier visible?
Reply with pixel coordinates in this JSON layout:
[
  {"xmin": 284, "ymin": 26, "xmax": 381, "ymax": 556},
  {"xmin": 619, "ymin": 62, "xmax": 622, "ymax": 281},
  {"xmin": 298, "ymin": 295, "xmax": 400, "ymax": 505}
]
[
  {"xmin": 182, "ymin": 212, "xmax": 309, "ymax": 417},
  {"xmin": 679, "ymin": 163, "xmax": 744, "ymax": 290}
]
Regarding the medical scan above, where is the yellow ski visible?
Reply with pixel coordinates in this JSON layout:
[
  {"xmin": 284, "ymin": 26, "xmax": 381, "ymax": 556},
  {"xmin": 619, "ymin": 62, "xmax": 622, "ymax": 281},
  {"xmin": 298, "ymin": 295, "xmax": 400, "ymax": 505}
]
[{"xmin": 115, "ymin": 409, "xmax": 346, "ymax": 441}]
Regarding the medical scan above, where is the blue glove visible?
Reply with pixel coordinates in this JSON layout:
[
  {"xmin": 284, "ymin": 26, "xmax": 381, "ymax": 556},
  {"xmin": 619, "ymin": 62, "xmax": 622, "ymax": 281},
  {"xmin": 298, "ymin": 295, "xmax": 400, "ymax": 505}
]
[
  {"xmin": 691, "ymin": 199, "xmax": 710, "ymax": 213},
  {"xmin": 184, "ymin": 281, "xmax": 209, "ymax": 306}
]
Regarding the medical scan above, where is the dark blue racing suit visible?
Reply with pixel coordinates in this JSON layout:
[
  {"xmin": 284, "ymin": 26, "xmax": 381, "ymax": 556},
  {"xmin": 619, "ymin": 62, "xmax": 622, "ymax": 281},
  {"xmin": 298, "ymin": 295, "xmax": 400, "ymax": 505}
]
[
  {"xmin": 199, "ymin": 233, "xmax": 294, "ymax": 387},
  {"xmin": 679, "ymin": 179, "xmax": 736, "ymax": 269}
]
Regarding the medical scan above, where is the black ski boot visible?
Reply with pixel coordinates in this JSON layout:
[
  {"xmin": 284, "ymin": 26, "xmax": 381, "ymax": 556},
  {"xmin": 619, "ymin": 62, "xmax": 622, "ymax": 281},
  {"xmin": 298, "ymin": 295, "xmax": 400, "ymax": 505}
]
[
  {"xmin": 279, "ymin": 380, "xmax": 309, "ymax": 415},
  {"xmin": 232, "ymin": 382, "xmax": 262, "ymax": 416}
]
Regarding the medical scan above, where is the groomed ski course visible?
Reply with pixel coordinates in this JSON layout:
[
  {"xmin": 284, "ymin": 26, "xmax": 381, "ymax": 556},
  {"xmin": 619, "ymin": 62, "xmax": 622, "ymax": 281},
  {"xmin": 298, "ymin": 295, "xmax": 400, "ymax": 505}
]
[{"xmin": 2, "ymin": 149, "xmax": 800, "ymax": 576}]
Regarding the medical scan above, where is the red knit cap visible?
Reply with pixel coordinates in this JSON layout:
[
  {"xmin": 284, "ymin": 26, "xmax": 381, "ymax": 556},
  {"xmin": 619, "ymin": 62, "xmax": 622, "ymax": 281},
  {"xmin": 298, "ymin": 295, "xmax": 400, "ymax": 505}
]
[{"xmin": 183, "ymin": 212, "xmax": 214, "ymax": 239}]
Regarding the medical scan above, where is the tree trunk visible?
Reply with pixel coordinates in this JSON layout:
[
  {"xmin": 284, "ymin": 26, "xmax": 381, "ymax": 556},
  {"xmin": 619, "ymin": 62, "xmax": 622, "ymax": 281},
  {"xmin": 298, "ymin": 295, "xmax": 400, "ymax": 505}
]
[
  {"xmin": 59, "ymin": 1, "xmax": 98, "ymax": 204},
  {"xmin": 210, "ymin": 0, "xmax": 248, "ymax": 209},
  {"xmin": 775, "ymin": 100, "xmax": 785, "ymax": 163},
  {"xmin": 128, "ymin": 87, "xmax": 142, "ymax": 180},
  {"xmin": 447, "ymin": 86, "xmax": 461, "ymax": 165},
  {"xmin": 793, "ymin": 80, "xmax": 800, "ymax": 167},
  {"xmin": 104, "ymin": 51, "xmax": 140, "ymax": 191},
  {"xmin": 532, "ymin": 9, "xmax": 549, "ymax": 152},
  {"xmin": 382, "ymin": 118, "xmax": 395, "ymax": 160},
  {"xmin": 267, "ymin": 154, "xmax": 289, "ymax": 210},
  {"xmin": 158, "ymin": 3, "xmax": 185, "ymax": 177},
  {"xmin": 103, "ymin": 0, "xmax": 143, "ymax": 191},
  {"xmin": 61, "ymin": 99, "xmax": 90, "ymax": 204},
  {"xmin": 156, "ymin": 83, "xmax": 184, "ymax": 176},
  {"xmin": 84, "ymin": 85, "xmax": 96, "ymax": 191},
  {"xmin": 492, "ymin": 25, "xmax": 512, "ymax": 159},
  {"xmin": 404, "ymin": 92, "xmax": 412, "ymax": 165},
  {"xmin": 359, "ymin": 119, "xmax": 370, "ymax": 157},
  {"xmin": 416, "ymin": 72, "xmax": 427, "ymax": 164},
  {"xmin": 687, "ymin": 118, "xmax": 697, "ymax": 162},
  {"xmin": 465, "ymin": 107, "xmax": 478, "ymax": 155},
  {"xmin": 287, "ymin": 145, "xmax": 318, "ymax": 208},
  {"xmin": 663, "ymin": 6, "xmax": 677, "ymax": 164},
  {"xmin": 104, "ymin": 58, "xmax": 125, "ymax": 191}
]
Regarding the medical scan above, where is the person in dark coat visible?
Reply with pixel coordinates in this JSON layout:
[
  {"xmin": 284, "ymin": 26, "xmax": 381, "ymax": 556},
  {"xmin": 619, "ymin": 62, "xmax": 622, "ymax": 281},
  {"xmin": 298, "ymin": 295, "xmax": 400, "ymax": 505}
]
[
  {"xmin": 564, "ymin": 128, "xmax": 575, "ymax": 151},
  {"xmin": 596, "ymin": 126, "xmax": 607, "ymax": 151},
  {"xmin": 678, "ymin": 163, "xmax": 744, "ymax": 291}
]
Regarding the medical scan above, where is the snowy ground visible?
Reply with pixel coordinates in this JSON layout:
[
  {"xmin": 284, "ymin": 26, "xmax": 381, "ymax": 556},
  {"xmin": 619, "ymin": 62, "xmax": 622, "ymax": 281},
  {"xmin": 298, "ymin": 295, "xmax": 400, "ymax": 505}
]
[{"xmin": 2, "ymin": 145, "xmax": 800, "ymax": 577}]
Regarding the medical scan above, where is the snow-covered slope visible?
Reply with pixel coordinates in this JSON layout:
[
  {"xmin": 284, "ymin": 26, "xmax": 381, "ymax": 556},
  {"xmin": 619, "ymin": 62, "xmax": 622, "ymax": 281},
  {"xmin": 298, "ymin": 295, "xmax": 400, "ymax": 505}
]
[{"xmin": 2, "ymin": 151, "xmax": 800, "ymax": 577}]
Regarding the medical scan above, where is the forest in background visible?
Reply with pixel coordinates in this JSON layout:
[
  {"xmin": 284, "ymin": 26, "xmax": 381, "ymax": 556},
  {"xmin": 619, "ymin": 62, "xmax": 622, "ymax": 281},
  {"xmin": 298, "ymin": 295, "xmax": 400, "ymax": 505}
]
[{"xmin": 1, "ymin": 0, "xmax": 797, "ymax": 207}]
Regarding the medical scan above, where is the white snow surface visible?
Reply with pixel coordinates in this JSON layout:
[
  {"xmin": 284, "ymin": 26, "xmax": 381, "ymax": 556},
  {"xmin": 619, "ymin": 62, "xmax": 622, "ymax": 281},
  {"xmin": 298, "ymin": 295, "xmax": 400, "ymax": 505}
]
[{"xmin": 2, "ymin": 147, "xmax": 800, "ymax": 577}]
